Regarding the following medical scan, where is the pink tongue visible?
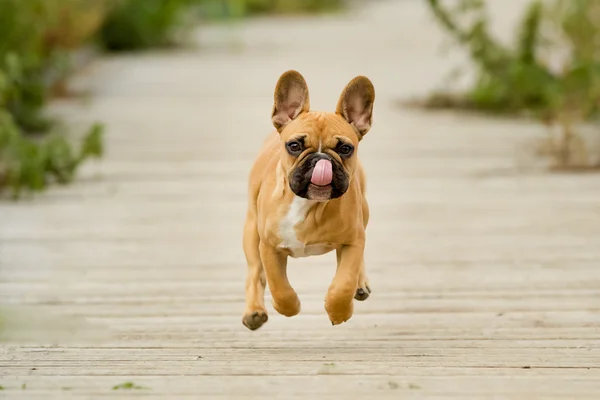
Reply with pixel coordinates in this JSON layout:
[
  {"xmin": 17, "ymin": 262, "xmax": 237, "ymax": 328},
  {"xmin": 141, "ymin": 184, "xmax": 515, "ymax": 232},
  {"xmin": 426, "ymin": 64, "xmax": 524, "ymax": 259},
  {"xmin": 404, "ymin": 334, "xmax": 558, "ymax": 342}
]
[{"xmin": 311, "ymin": 159, "xmax": 333, "ymax": 186}]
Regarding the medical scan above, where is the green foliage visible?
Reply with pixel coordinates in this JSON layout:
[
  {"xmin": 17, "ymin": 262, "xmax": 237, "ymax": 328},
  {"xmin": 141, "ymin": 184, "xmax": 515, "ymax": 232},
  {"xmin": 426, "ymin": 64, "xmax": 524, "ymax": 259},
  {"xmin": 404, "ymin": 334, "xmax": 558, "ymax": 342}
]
[
  {"xmin": 197, "ymin": 0, "xmax": 344, "ymax": 20},
  {"xmin": 96, "ymin": 0, "xmax": 346, "ymax": 51},
  {"xmin": 0, "ymin": 53, "xmax": 54, "ymax": 133},
  {"xmin": 0, "ymin": 111, "xmax": 104, "ymax": 199},
  {"xmin": 1, "ymin": 0, "xmax": 56, "ymax": 133},
  {"xmin": 0, "ymin": 0, "xmax": 105, "ymax": 198},
  {"xmin": 424, "ymin": 0, "xmax": 600, "ymax": 168},
  {"xmin": 236, "ymin": 0, "xmax": 343, "ymax": 14},
  {"xmin": 425, "ymin": 0, "xmax": 557, "ymax": 115},
  {"xmin": 112, "ymin": 382, "xmax": 147, "ymax": 390},
  {"xmin": 98, "ymin": 0, "xmax": 198, "ymax": 51},
  {"xmin": 0, "ymin": 0, "xmax": 106, "ymax": 132}
]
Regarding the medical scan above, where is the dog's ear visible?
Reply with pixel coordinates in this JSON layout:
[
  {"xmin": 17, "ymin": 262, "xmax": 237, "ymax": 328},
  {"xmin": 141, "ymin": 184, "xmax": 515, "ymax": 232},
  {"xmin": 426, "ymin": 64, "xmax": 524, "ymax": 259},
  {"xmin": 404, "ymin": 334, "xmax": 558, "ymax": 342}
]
[
  {"xmin": 336, "ymin": 76, "xmax": 375, "ymax": 139},
  {"xmin": 272, "ymin": 70, "xmax": 310, "ymax": 132}
]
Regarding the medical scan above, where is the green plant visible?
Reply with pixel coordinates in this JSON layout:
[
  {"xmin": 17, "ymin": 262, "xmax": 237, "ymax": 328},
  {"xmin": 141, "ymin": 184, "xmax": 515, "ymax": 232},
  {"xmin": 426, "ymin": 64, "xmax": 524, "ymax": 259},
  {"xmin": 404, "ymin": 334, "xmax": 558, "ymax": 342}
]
[
  {"xmin": 241, "ymin": 0, "xmax": 344, "ymax": 14},
  {"xmin": 196, "ymin": 0, "xmax": 344, "ymax": 20},
  {"xmin": 112, "ymin": 382, "xmax": 147, "ymax": 390},
  {"xmin": 423, "ymin": 0, "xmax": 600, "ymax": 169},
  {"xmin": 98, "ymin": 0, "xmax": 198, "ymax": 51},
  {"xmin": 0, "ymin": 111, "xmax": 104, "ymax": 199},
  {"xmin": 424, "ymin": 0, "xmax": 557, "ymax": 114},
  {"xmin": 0, "ymin": 1, "xmax": 54, "ymax": 132},
  {"xmin": 0, "ymin": 0, "xmax": 106, "ymax": 198},
  {"xmin": 0, "ymin": 0, "xmax": 106, "ymax": 132}
]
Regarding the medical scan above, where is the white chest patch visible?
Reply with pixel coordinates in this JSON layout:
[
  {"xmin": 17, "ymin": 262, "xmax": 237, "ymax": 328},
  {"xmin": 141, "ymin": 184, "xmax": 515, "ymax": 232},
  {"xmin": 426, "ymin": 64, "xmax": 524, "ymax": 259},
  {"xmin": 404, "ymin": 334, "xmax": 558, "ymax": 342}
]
[{"xmin": 278, "ymin": 196, "xmax": 333, "ymax": 258}]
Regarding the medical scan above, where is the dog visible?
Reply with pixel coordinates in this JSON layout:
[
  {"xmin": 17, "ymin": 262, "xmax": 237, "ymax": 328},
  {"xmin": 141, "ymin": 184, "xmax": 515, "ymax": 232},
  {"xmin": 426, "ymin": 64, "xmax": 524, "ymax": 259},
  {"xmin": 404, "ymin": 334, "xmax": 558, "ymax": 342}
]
[{"xmin": 242, "ymin": 70, "xmax": 375, "ymax": 330}]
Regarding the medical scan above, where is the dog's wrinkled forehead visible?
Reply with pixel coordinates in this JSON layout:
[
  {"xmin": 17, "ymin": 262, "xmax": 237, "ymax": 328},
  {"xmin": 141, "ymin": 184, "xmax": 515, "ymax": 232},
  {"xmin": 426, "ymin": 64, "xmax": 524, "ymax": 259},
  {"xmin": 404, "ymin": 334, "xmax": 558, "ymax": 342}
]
[{"xmin": 281, "ymin": 112, "xmax": 360, "ymax": 147}]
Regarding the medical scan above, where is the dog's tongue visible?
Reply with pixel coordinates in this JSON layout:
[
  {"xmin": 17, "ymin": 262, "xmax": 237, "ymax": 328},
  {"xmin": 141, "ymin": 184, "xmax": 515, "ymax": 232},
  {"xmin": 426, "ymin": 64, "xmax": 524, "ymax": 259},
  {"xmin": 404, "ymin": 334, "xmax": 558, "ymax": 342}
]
[{"xmin": 311, "ymin": 159, "xmax": 333, "ymax": 186}]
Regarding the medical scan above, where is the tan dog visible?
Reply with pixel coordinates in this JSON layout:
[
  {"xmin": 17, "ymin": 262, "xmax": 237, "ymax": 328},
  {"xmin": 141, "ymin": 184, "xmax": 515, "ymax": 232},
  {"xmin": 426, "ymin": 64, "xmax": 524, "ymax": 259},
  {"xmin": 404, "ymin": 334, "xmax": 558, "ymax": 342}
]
[{"xmin": 242, "ymin": 70, "xmax": 375, "ymax": 330}]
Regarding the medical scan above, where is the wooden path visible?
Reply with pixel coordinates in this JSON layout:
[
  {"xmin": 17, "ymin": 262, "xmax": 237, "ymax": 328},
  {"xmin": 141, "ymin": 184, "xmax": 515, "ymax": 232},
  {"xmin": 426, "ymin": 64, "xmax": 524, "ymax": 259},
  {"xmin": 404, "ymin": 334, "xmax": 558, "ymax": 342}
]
[{"xmin": 1, "ymin": 1, "xmax": 599, "ymax": 398}]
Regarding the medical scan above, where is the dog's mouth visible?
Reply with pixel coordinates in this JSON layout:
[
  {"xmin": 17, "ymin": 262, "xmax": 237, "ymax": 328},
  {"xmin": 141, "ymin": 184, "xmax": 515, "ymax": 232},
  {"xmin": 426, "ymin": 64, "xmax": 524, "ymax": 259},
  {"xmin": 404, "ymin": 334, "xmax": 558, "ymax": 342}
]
[
  {"xmin": 307, "ymin": 160, "xmax": 333, "ymax": 200},
  {"xmin": 307, "ymin": 183, "xmax": 332, "ymax": 201},
  {"xmin": 288, "ymin": 153, "xmax": 349, "ymax": 201}
]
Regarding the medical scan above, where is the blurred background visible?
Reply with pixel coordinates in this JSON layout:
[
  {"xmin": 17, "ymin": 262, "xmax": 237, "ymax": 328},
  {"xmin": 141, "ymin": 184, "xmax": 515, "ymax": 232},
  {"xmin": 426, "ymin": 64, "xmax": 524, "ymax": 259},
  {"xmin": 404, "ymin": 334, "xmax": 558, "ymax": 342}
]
[
  {"xmin": 1, "ymin": 0, "xmax": 600, "ymax": 397},
  {"xmin": 1, "ymin": 0, "xmax": 599, "ymax": 197}
]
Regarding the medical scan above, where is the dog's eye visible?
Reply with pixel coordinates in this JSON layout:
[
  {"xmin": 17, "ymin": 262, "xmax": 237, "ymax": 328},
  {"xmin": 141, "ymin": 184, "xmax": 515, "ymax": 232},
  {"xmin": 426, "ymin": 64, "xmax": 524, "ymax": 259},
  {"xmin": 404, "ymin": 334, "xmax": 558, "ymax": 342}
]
[
  {"xmin": 286, "ymin": 141, "xmax": 303, "ymax": 155},
  {"xmin": 338, "ymin": 143, "xmax": 354, "ymax": 156}
]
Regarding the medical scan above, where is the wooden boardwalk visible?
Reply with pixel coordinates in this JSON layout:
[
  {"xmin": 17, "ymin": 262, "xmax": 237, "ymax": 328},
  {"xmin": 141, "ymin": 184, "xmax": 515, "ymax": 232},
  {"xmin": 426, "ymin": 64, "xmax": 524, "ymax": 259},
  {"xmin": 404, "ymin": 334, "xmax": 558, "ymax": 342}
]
[{"xmin": 1, "ymin": 1, "xmax": 599, "ymax": 398}]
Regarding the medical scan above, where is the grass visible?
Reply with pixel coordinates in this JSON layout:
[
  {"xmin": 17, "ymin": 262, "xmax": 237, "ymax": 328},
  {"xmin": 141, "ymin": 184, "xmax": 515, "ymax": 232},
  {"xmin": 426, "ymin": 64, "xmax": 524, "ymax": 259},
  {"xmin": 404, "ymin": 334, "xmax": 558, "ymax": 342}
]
[
  {"xmin": 112, "ymin": 382, "xmax": 148, "ymax": 390},
  {"xmin": 417, "ymin": 0, "xmax": 600, "ymax": 170},
  {"xmin": 388, "ymin": 381, "xmax": 399, "ymax": 389}
]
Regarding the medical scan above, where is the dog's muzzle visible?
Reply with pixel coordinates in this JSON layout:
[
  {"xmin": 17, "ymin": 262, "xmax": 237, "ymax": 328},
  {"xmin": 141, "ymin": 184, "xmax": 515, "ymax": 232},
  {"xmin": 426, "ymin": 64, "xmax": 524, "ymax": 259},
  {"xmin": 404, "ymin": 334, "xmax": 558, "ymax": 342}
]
[{"xmin": 289, "ymin": 153, "xmax": 349, "ymax": 201}]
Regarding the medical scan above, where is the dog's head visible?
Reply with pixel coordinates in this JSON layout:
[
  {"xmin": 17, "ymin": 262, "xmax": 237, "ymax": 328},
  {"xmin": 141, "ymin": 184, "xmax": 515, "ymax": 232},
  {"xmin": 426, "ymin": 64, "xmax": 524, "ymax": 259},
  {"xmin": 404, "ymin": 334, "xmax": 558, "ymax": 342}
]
[{"xmin": 271, "ymin": 70, "xmax": 375, "ymax": 201}]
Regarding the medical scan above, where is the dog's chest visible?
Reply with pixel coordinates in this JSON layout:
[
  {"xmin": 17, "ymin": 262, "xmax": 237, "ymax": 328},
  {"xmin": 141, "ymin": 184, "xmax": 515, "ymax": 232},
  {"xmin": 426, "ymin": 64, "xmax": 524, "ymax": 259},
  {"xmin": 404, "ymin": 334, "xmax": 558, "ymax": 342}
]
[{"xmin": 278, "ymin": 197, "xmax": 333, "ymax": 258}]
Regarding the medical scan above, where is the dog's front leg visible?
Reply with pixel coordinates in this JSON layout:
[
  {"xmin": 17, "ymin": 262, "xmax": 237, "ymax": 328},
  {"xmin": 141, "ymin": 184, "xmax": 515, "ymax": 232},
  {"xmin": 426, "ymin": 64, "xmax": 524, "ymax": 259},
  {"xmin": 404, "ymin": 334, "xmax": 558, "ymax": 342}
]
[
  {"xmin": 326, "ymin": 244, "xmax": 363, "ymax": 325},
  {"xmin": 260, "ymin": 242, "xmax": 301, "ymax": 317}
]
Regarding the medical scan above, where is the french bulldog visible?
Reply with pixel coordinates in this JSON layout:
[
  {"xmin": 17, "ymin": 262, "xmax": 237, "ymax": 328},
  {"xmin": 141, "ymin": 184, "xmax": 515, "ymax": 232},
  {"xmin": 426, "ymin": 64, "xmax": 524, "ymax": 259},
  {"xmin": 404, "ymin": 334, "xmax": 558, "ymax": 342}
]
[{"xmin": 242, "ymin": 70, "xmax": 375, "ymax": 330}]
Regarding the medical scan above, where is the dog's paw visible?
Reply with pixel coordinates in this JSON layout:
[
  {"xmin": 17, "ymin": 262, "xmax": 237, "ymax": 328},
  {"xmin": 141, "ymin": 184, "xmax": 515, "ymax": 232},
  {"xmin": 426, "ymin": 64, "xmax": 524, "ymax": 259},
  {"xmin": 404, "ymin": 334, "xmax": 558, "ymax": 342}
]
[
  {"xmin": 354, "ymin": 282, "xmax": 371, "ymax": 301},
  {"xmin": 325, "ymin": 292, "xmax": 354, "ymax": 325},
  {"xmin": 355, "ymin": 271, "xmax": 371, "ymax": 301},
  {"xmin": 242, "ymin": 310, "xmax": 268, "ymax": 331},
  {"xmin": 272, "ymin": 293, "xmax": 301, "ymax": 317}
]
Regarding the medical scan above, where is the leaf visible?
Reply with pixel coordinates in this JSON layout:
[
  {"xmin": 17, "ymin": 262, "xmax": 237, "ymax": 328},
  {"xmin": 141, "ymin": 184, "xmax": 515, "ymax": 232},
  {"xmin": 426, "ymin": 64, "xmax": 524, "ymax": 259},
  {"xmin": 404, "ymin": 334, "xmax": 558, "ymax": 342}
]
[
  {"xmin": 80, "ymin": 122, "xmax": 105, "ymax": 160},
  {"xmin": 517, "ymin": 1, "xmax": 543, "ymax": 64},
  {"xmin": 112, "ymin": 382, "xmax": 147, "ymax": 390}
]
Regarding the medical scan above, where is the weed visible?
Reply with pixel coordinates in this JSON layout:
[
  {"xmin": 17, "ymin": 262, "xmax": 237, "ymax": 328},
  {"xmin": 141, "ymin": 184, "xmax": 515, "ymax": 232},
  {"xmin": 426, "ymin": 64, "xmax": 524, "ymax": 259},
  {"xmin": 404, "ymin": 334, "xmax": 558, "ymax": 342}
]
[
  {"xmin": 422, "ymin": 0, "xmax": 600, "ymax": 169},
  {"xmin": 98, "ymin": 0, "xmax": 197, "ymax": 51},
  {"xmin": 0, "ymin": 113, "xmax": 104, "ymax": 198},
  {"xmin": 0, "ymin": 0, "xmax": 105, "ymax": 198},
  {"xmin": 197, "ymin": 0, "xmax": 344, "ymax": 20},
  {"xmin": 112, "ymin": 382, "xmax": 147, "ymax": 390}
]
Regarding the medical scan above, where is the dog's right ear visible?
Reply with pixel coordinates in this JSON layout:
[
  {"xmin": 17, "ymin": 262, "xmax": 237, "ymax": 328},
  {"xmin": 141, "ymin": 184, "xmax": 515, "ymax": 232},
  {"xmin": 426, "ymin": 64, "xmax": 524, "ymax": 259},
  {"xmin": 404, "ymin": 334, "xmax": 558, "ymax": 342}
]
[{"xmin": 271, "ymin": 70, "xmax": 310, "ymax": 132}]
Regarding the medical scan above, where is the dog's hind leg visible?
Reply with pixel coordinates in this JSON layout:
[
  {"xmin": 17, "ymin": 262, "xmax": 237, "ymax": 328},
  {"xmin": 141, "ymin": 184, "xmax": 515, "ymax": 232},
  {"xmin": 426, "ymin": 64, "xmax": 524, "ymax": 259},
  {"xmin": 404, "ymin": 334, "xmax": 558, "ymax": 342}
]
[
  {"xmin": 354, "ymin": 260, "xmax": 371, "ymax": 301},
  {"xmin": 355, "ymin": 190, "xmax": 371, "ymax": 301},
  {"xmin": 242, "ymin": 211, "xmax": 268, "ymax": 331}
]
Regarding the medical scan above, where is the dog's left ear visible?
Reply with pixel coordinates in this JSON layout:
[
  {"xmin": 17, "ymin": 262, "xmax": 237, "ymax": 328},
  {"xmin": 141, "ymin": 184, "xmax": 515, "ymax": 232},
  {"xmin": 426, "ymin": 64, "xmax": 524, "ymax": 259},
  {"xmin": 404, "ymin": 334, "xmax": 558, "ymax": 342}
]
[{"xmin": 336, "ymin": 76, "xmax": 375, "ymax": 139}]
